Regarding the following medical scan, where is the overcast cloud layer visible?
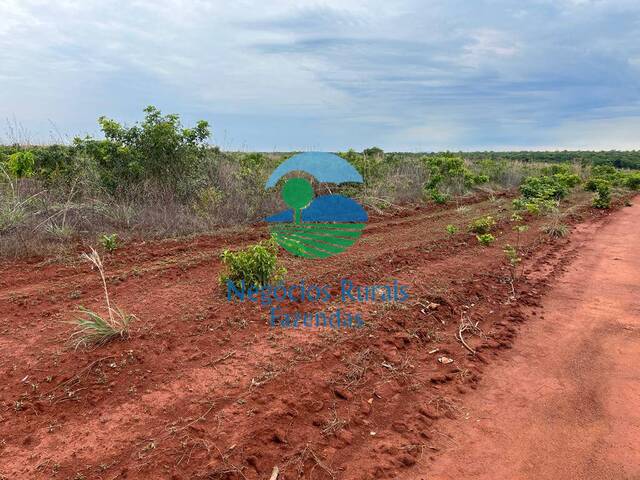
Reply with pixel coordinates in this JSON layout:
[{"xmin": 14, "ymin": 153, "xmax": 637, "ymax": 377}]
[{"xmin": 1, "ymin": 0, "xmax": 639, "ymax": 150}]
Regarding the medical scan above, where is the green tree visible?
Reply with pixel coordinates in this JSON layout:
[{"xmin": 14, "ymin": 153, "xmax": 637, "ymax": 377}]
[{"xmin": 75, "ymin": 106, "xmax": 210, "ymax": 191}]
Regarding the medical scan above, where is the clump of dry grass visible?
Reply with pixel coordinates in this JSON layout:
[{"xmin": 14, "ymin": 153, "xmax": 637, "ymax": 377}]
[{"xmin": 70, "ymin": 247, "xmax": 135, "ymax": 348}]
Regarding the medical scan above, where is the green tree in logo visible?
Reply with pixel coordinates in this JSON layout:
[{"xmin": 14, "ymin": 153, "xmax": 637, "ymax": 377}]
[{"xmin": 281, "ymin": 178, "xmax": 314, "ymax": 224}]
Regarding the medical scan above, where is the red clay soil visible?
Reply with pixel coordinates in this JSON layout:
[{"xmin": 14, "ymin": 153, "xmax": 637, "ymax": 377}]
[
  {"xmin": 407, "ymin": 200, "xmax": 640, "ymax": 480},
  {"xmin": 0, "ymin": 192, "xmax": 634, "ymax": 480}
]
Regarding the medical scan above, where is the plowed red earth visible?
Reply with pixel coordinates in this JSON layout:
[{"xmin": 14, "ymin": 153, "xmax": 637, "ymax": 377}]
[{"xmin": 0, "ymin": 192, "xmax": 633, "ymax": 480}]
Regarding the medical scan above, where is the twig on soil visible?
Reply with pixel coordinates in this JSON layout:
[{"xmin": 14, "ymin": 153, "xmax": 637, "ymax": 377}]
[
  {"xmin": 44, "ymin": 355, "xmax": 116, "ymax": 397},
  {"xmin": 208, "ymin": 444, "xmax": 247, "ymax": 480},
  {"xmin": 205, "ymin": 350, "xmax": 236, "ymax": 367},
  {"xmin": 321, "ymin": 404, "xmax": 347, "ymax": 437},
  {"xmin": 284, "ymin": 444, "xmax": 337, "ymax": 479},
  {"xmin": 176, "ymin": 401, "xmax": 217, "ymax": 433},
  {"xmin": 456, "ymin": 314, "xmax": 482, "ymax": 355}
]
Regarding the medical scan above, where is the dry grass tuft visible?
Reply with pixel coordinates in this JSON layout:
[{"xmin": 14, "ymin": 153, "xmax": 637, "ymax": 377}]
[{"xmin": 70, "ymin": 247, "xmax": 135, "ymax": 348}]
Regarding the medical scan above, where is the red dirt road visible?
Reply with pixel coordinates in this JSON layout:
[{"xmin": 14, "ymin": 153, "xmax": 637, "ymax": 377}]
[{"xmin": 414, "ymin": 201, "xmax": 640, "ymax": 479}]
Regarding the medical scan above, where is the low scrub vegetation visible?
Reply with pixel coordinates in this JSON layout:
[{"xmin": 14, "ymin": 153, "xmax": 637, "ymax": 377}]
[
  {"xmin": 512, "ymin": 164, "xmax": 582, "ymax": 215},
  {"xmin": 1, "ymin": 107, "xmax": 638, "ymax": 258}
]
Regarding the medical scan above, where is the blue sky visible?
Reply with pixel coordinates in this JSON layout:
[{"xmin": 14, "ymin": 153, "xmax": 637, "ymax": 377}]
[{"xmin": 1, "ymin": 0, "xmax": 639, "ymax": 150}]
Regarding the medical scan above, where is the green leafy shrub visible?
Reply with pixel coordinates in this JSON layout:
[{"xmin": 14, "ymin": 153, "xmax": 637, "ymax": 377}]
[
  {"xmin": 6, "ymin": 151, "xmax": 35, "ymax": 178},
  {"xmin": 514, "ymin": 169, "xmax": 580, "ymax": 216},
  {"xmin": 428, "ymin": 188, "xmax": 449, "ymax": 204},
  {"xmin": 588, "ymin": 165, "xmax": 622, "ymax": 186},
  {"xmin": 219, "ymin": 237, "xmax": 286, "ymax": 289},
  {"xmin": 468, "ymin": 215, "xmax": 496, "ymax": 234},
  {"xmin": 512, "ymin": 197, "xmax": 558, "ymax": 215},
  {"xmin": 520, "ymin": 175, "xmax": 570, "ymax": 200},
  {"xmin": 624, "ymin": 172, "xmax": 640, "ymax": 190},
  {"xmin": 476, "ymin": 233, "xmax": 495, "ymax": 246},
  {"xmin": 74, "ymin": 106, "xmax": 210, "ymax": 193},
  {"xmin": 592, "ymin": 179, "xmax": 611, "ymax": 209},
  {"xmin": 423, "ymin": 154, "xmax": 488, "ymax": 193},
  {"xmin": 99, "ymin": 233, "xmax": 119, "ymax": 252},
  {"xmin": 445, "ymin": 224, "xmax": 458, "ymax": 235}
]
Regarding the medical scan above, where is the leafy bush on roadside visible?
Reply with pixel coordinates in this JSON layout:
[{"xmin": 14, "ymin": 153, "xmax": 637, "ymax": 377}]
[
  {"xmin": 624, "ymin": 172, "xmax": 640, "ymax": 190},
  {"xmin": 591, "ymin": 179, "xmax": 611, "ymax": 209},
  {"xmin": 512, "ymin": 197, "xmax": 558, "ymax": 216},
  {"xmin": 219, "ymin": 237, "xmax": 286, "ymax": 289},
  {"xmin": 513, "ymin": 168, "xmax": 581, "ymax": 215},
  {"xmin": 520, "ymin": 175, "xmax": 571, "ymax": 201},
  {"xmin": 468, "ymin": 215, "xmax": 496, "ymax": 234}
]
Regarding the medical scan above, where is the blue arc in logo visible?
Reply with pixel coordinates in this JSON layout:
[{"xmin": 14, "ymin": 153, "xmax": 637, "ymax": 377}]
[
  {"xmin": 264, "ymin": 152, "xmax": 368, "ymax": 259},
  {"xmin": 265, "ymin": 152, "xmax": 363, "ymax": 188}
]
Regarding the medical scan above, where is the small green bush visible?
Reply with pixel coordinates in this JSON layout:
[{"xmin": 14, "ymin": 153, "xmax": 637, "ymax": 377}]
[
  {"xmin": 476, "ymin": 233, "xmax": 495, "ymax": 246},
  {"xmin": 99, "ymin": 233, "xmax": 119, "ymax": 252},
  {"xmin": 219, "ymin": 237, "xmax": 286, "ymax": 289},
  {"xmin": 428, "ymin": 188, "xmax": 449, "ymax": 204},
  {"xmin": 423, "ymin": 154, "xmax": 487, "ymax": 193},
  {"xmin": 520, "ymin": 175, "xmax": 573, "ymax": 200},
  {"xmin": 592, "ymin": 180, "xmax": 611, "ymax": 209},
  {"xmin": 513, "ymin": 197, "xmax": 558, "ymax": 216},
  {"xmin": 6, "ymin": 151, "xmax": 35, "ymax": 178},
  {"xmin": 624, "ymin": 173, "xmax": 640, "ymax": 190},
  {"xmin": 468, "ymin": 215, "xmax": 496, "ymax": 234},
  {"xmin": 445, "ymin": 224, "xmax": 458, "ymax": 235}
]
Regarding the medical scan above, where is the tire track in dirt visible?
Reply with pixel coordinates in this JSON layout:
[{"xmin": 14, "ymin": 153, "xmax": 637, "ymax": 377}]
[{"xmin": 410, "ymin": 199, "xmax": 640, "ymax": 480}]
